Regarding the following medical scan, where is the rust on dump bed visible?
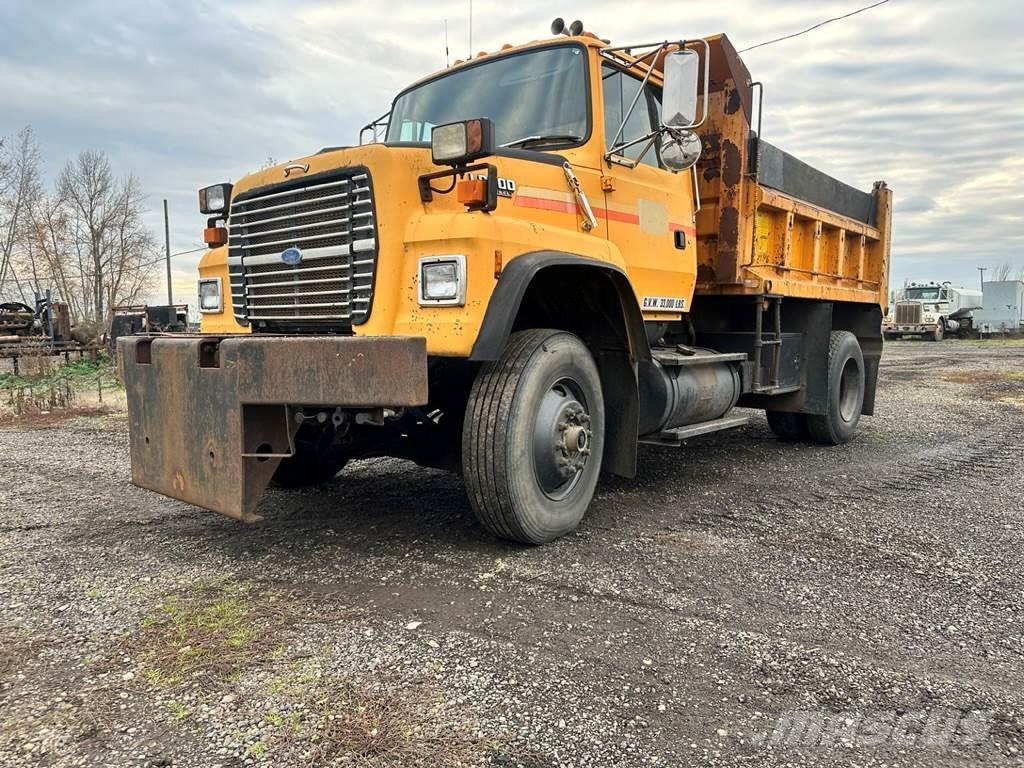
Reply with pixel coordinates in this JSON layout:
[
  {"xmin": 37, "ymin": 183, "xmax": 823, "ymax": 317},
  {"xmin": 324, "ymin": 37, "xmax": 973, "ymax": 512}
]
[{"xmin": 118, "ymin": 335, "xmax": 428, "ymax": 521}]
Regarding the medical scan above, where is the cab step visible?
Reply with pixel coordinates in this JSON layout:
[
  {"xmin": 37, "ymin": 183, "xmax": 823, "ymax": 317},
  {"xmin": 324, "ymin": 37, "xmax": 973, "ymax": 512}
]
[{"xmin": 639, "ymin": 414, "xmax": 750, "ymax": 447}]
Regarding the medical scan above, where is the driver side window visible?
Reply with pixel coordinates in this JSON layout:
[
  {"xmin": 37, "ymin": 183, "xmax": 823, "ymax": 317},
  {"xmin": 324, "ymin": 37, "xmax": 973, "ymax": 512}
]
[{"xmin": 602, "ymin": 64, "xmax": 663, "ymax": 169}]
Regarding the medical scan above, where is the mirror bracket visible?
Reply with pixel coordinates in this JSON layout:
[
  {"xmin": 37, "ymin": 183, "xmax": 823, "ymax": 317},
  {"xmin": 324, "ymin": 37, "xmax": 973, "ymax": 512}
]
[{"xmin": 601, "ymin": 38, "xmax": 711, "ymax": 169}]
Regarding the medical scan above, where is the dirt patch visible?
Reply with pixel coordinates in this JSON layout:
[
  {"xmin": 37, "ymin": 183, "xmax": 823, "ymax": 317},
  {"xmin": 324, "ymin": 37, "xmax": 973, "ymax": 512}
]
[
  {"xmin": 943, "ymin": 371, "xmax": 1024, "ymax": 384},
  {"xmin": 0, "ymin": 403, "xmax": 122, "ymax": 428},
  {"xmin": 99, "ymin": 583, "xmax": 505, "ymax": 766},
  {"xmin": 0, "ymin": 626, "xmax": 46, "ymax": 683},
  {"xmin": 265, "ymin": 675, "xmax": 492, "ymax": 767},
  {"xmin": 117, "ymin": 581, "xmax": 354, "ymax": 688}
]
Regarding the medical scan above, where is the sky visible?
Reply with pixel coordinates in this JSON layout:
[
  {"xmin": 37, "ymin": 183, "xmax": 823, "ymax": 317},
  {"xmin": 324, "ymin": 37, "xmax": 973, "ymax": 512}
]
[{"xmin": 1, "ymin": 0, "xmax": 1022, "ymax": 311}]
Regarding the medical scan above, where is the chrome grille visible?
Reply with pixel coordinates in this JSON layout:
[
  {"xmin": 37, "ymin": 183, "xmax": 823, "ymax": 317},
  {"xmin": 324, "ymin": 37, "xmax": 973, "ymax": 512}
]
[
  {"xmin": 227, "ymin": 168, "xmax": 377, "ymax": 328},
  {"xmin": 895, "ymin": 301, "xmax": 922, "ymax": 325}
]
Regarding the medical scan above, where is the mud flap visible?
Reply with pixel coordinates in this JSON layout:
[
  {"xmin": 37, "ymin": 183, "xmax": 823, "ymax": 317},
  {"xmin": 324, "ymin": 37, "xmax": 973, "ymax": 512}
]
[{"xmin": 118, "ymin": 335, "xmax": 428, "ymax": 521}]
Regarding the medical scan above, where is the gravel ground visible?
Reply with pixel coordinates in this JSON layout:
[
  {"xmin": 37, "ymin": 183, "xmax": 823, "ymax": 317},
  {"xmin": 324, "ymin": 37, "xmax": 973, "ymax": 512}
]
[{"xmin": 2, "ymin": 340, "xmax": 1023, "ymax": 767}]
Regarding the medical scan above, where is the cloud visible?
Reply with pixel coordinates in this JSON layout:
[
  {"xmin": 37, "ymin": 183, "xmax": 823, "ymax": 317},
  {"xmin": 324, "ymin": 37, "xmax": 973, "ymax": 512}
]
[{"xmin": 1, "ymin": 0, "xmax": 1021, "ymax": 308}]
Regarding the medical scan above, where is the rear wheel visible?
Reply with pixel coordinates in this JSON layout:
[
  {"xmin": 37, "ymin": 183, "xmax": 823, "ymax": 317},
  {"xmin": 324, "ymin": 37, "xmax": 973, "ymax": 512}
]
[
  {"xmin": 765, "ymin": 410, "xmax": 809, "ymax": 441},
  {"xmin": 806, "ymin": 330, "xmax": 865, "ymax": 445},
  {"xmin": 463, "ymin": 329, "xmax": 604, "ymax": 544}
]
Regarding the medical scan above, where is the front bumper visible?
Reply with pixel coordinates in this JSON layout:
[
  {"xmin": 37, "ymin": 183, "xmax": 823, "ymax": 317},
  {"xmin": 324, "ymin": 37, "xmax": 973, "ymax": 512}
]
[
  {"xmin": 118, "ymin": 335, "xmax": 427, "ymax": 521},
  {"xmin": 885, "ymin": 324, "xmax": 933, "ymax": 334}
]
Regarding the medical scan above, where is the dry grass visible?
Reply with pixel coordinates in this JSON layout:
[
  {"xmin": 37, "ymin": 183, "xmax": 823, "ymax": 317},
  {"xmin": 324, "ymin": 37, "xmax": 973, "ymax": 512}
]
[
  {"xmin": 114, "ymin": 584, "xmax": 530, "ymax": 766},
  {"xmin": 121, "ymin": 582, "xmax": 353, "ymax": 688},
  {"xmin": 943, "ymin": 371, "xmax": 1024, "ymax": 385},
  {"xmin": 0, "ymin": 626, "xmax": 44, "ymax": 683},
  {"xmin": 0, "ymin": 352, "xmax": 122, "ymax": 423},
  {"xmin": 0, "ymin": 403, "xmax": 120, "ymax": 427},
  {"xmin": 268, "ymin": 675, "xmax": 491, "ymax": 768}
]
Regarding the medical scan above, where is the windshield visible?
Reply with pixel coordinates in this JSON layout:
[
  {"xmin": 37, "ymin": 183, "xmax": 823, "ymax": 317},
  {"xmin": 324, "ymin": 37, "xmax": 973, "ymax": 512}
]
[
  {"xmin": 386, "ymin": 45, "xmax": 588, "ymax": 148},
  {"xmin": 905, "ymin": 287, "xmax": 943, "ymax": 300}
]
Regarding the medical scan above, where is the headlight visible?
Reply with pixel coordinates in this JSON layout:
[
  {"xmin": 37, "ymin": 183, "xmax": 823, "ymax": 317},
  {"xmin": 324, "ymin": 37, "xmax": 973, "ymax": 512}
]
[
  {"xmin": 198, "ymin": 278, "xmax": 222, "ymax": 313},
  {"xmin": 418, "ymin": 256, "xmax": 466, "ymax": 306},
  {"xmin": 431, "ymin": 119, "xmax": 494, "ymax": 166},
  {"xmin": 198, "ymin": 183, "xmax": 233, "ymax": 215}
]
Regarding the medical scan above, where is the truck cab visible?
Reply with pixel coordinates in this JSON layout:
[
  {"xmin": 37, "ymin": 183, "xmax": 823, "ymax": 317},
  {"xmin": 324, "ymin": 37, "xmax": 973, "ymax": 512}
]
[
  {"xmin": 885, "ymin": 282, "xmax": 982, "ymax": 340},
  {"xmin": 122, "ymin": 23, "xmax": 892, "ymax": 543}
]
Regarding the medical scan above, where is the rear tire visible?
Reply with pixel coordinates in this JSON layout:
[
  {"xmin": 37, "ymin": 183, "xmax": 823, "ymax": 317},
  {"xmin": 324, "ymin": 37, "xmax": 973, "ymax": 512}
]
[
  {"xmin": 806, "ymin": 330, "xmax": 865, "ymax": 445},
  {"xmin": 765, "ymin": 410, "xmax": 809, "ymax": 441},
  {"xmin": 463, "ymin": 329, "xmax": 604, "ymax": 544}
]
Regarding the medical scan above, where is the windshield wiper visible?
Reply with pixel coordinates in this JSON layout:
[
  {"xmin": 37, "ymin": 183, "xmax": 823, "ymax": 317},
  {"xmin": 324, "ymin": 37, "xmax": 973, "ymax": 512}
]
[{"xmin": 500, "ymin": 133, "xmax": 582, "ymax": 149}]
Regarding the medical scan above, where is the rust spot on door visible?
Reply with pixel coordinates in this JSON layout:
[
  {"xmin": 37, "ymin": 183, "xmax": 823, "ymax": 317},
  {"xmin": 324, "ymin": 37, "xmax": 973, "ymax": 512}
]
[{"xmin": 722, "ymin": 140, "xmax": 742, "ymax": 187}]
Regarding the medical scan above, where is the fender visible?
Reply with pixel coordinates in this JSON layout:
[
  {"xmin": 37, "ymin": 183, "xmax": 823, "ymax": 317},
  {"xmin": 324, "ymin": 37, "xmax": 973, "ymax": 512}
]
[
  {"xmin": 469, "ymin": 250, "xmax": 650, "ymax": 478},
  {"xmin": 470, "ymin": 250, "xmax": 651, "ymax": 362}
]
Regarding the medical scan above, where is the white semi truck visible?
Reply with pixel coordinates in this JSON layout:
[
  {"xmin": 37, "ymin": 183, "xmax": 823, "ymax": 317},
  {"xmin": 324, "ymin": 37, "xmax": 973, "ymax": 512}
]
[{"xmin": 884, "ymin": 282, "xmax": 983, "ymax": 341}]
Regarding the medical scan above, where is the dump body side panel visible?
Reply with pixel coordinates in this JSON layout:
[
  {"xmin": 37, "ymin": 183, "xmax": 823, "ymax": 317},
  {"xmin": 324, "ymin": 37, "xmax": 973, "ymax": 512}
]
[{"xmin": 690, "ymin": 35, "xmax": 891, "ymax": 310}]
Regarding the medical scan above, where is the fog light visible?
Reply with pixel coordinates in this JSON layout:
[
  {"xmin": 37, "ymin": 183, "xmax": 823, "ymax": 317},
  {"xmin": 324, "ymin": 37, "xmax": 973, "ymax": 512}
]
[
  {"xmin": 199, "ymin": 183, "xmax": 232, "ymax": 215},
  {"xmin": 430, "ymin": 119, "xmax": 495, "ymax": 166},
  {"xmin": 419, "ymin": 256, "xmax": 466, "ymax": 306},
  {"xmin": 198, "ymin": 278, "xmax": 222, "ymax": 313}
]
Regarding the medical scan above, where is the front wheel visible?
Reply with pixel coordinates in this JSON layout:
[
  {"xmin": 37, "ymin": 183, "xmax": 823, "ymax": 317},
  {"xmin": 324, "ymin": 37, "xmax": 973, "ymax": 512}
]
[
  {"xmin": 463, "ymin": 329, "xmax": 605, "ymax": 544},
  {"xmin": 932, "ymin": 322, "xmax": 944, "ymax": 342},
  {"xmin": 806, "ymin": 330, "xmax": 865, "ymax": 445}
]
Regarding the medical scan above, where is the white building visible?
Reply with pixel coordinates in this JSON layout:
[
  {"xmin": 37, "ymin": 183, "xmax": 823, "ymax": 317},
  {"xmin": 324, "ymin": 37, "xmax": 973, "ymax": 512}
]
[{"xmin": 977, "ymin": 280, "xmax": 1024, "ymax": 332}]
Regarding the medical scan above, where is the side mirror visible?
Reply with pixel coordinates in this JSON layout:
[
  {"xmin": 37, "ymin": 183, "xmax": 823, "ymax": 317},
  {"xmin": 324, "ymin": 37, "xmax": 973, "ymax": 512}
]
[
  {"xmin": 660, "ymin": 130, "xmax": 702, "ymax": 172},
  {"xmin": 661, "ymin": 49, "xmax": 701, "ymax": 128}
]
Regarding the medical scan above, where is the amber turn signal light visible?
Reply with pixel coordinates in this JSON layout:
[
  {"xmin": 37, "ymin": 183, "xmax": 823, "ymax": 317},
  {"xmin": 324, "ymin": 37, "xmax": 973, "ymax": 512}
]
[
  {"xmin": 203, "ymin": 226, "xmax": 228, "ymax": 247},
  {"xmin": 456, "ymin": 178, "xmax": 488, "ymax": 207}
]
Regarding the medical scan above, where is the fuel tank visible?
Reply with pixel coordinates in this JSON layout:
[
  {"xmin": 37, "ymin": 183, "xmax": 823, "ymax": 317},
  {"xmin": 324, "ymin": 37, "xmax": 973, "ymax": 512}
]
[{"xmin": 638, "ymin": 349, "xmax": 743, "ymax": 436}]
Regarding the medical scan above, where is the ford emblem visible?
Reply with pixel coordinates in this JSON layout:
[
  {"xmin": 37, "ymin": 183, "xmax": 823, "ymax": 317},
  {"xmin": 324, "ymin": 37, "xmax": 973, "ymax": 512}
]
[{"xmin": 281, "ymin": 247, "xmax": 303, "ymax": 265}]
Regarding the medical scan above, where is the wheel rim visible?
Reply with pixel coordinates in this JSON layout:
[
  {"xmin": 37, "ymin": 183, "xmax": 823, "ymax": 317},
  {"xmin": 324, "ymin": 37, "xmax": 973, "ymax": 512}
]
[
  {"xmin": 533, "ymin": 377, "xmax": 592, "ymax": 501},
  {"xmin": 838, "ymin": 357, "xmax": 862, "ymax": 423}
]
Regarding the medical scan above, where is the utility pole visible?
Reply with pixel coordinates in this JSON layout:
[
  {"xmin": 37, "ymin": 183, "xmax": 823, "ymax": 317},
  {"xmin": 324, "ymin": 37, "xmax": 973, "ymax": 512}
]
[
  {"xmin": 978, "ymin": 266, "xmax": 986, "ymax": 294},
  {"xmin": 164, "ymin": 199, "xmax": 173, "ymax": 304}
]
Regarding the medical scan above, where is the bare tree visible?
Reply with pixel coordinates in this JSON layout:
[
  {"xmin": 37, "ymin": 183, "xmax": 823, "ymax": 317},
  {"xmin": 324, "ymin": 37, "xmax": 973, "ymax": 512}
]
[
  {"xmin": 57, "ymin": 151, "xmax": 156, "ymax": 323},
  {"xmin": 1016, "ymin": 264, "xmax": 1024, "ymax": 283},
  {"xmin": 992, "ymin": 262, "xmax": 1012, "ymax": 282},
  {"xmin": 24, "ymin": 190, "xmax": 83, "ymax": 318},
  {"xmin": 0, "ymin": 127, "xmax": 41, "ymax": 303}
]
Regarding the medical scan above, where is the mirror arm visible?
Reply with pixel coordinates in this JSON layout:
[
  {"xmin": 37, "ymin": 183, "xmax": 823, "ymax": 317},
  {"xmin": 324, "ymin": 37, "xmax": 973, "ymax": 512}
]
[
  {"xmin": 608, "ymin": 41, "xmax": 671, "ymax": 150},
  {"xmin": 604, "ymin": 126, "xmax": 664, "ymax": 164}
]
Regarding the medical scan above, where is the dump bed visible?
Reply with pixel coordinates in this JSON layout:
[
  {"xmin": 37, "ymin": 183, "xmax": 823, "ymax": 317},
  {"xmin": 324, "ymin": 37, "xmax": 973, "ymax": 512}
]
[{"xmin": 687, "ymin": 35, "xmax": 892, "ymax": 309}]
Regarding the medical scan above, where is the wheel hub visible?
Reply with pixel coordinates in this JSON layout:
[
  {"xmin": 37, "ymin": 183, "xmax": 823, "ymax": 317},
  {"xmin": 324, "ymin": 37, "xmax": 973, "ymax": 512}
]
[{"xmin": 534, "ymin": 379, "xmax": 592, "ymax": 500}]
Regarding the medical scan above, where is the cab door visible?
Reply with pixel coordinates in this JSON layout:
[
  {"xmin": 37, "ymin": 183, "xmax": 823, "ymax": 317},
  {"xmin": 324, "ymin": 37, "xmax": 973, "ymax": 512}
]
[{"xmin": 600, "ymin": 64, "xmax": 697, "ymax": 318}]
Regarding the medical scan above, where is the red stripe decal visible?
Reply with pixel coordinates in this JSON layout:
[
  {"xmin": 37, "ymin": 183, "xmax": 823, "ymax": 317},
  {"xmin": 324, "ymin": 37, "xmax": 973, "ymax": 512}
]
[
  {"xmin": 516, "ymin": 195, "xmax": 698, "ymax": 238},
  {"xmin": 514, "ymin": 195, "xmax": 577, "ymax": 214},
  {"xmin": 594, "ymin": 206, "xmax": 639, "ymax": 225}
]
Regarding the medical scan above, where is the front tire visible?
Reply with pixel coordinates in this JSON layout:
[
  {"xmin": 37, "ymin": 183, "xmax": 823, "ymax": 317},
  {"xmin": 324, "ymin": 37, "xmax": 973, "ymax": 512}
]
[
  {"xmin": 463, "ymin": 329, "xmax": 605, "ymax": 544},
  {"xmin": 932, "ymin": 322, "xmax": 944, "ymax": 342},
  {"xmin": 806, "ymin": 330, "xmax": 865, "ymax": 445}
]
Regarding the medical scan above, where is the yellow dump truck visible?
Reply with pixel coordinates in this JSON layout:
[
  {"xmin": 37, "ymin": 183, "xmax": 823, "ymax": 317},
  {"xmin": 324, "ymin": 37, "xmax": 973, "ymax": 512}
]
[{"xmin": 120, "ymin": 22, "xmax": 891, "ymax": 543}]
